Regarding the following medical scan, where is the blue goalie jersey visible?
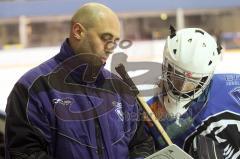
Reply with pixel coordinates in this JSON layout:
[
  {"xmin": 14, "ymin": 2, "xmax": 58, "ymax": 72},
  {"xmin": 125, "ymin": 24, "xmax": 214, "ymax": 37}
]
[{"xmin": 146, "ymin": 74, "xmax": 240, "ymax": 159}]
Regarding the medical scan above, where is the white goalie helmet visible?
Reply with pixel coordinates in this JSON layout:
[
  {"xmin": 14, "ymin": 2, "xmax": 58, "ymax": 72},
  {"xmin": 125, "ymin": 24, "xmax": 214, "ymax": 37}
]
[{"xmin": 162, "ymin": 27, "xmax": 222, "ymax": 116}]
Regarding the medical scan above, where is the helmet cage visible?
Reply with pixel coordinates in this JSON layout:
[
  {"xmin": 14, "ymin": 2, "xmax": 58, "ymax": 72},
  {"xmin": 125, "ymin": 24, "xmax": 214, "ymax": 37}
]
[{"xmin": 162, "ymin": 59, "xmax": 212, "ymax": 102}]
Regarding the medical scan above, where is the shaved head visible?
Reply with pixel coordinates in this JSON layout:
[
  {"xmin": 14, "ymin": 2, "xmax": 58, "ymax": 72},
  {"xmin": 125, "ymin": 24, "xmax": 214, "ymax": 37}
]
[
  {"xmin": 69, "ymin": 3, "xmax": 120, "ymax": 58},
  {"xmin": 71, "ymin": 3, "xmax": 119, "ymax": 29}
]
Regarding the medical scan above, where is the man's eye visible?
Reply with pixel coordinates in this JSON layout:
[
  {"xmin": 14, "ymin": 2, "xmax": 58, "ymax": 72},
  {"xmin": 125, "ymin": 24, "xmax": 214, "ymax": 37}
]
[{"xmin": 101, "ymin": 34, "xmax": 113, "ymax": 41}]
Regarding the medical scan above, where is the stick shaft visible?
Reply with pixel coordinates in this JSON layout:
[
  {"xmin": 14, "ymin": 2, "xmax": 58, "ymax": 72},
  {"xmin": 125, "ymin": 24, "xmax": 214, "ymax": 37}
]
[
  {"xmin": 137, "ymin": 96, "xmax": 173, "ymax": 145},
  {"xmin": 115, "ymin": 64, "xmax": 172, "ymax": 145}
]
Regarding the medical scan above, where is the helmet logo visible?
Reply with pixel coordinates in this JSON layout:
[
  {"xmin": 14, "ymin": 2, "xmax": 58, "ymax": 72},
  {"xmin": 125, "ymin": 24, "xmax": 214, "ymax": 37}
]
[{"xmin": 185, "ymin": 72, "xmax": 192, "ymax": 78}]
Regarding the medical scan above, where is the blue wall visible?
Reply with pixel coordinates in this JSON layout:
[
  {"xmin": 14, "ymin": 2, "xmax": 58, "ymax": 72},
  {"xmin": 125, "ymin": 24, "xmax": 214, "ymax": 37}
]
[{"xmin": 1, "ymin": 0, "xmax": 240, "ymax": 19}]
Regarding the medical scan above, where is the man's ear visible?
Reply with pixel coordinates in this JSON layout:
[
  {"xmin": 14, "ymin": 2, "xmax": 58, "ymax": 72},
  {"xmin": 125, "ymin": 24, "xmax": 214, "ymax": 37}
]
[{"xmin": 72, "ymin": 23, "xmax": 85, "ymax": 40}]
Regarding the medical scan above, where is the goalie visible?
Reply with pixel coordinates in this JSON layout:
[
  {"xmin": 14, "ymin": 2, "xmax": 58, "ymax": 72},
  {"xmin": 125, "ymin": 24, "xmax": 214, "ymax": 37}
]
[{"xmin": 146, "ymin": 27, "xmax": 240, "ymax": 159}]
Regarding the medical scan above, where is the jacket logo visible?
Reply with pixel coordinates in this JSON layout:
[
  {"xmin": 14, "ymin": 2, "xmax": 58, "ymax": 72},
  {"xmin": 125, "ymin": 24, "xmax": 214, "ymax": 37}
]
[
  {"xmin": 113, "ymin": 101, "xmax": 124, "ymax": 121},
  {"xmin": 52, "ymin": 98, "xmax": 73, "ymax": 106}
]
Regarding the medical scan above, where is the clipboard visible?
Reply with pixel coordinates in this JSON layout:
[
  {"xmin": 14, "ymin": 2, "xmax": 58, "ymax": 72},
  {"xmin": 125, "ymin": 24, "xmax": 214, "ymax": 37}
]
[{"xmin": 145, "ymin": 144, "xmax": 193, "ymax": 159}]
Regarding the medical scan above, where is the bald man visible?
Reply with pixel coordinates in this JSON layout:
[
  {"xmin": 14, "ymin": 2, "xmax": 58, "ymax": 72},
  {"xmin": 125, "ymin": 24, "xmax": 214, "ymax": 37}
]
[{"xmin": 5, "ymin": 3, "xmax": 154, "ymax": 159}]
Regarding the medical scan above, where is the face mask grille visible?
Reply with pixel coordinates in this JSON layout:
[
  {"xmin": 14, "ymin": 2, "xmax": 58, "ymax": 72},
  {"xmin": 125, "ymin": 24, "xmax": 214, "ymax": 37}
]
[{"xmin": 162, "ymin": 63, "xmax": 208, "ymax": 100}]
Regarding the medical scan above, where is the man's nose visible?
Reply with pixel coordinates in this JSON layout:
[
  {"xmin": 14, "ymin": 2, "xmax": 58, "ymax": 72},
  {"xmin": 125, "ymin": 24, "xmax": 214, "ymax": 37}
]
[{"xmin": 181, "ymin": 81, "xmax": 195, "ymax": 92}]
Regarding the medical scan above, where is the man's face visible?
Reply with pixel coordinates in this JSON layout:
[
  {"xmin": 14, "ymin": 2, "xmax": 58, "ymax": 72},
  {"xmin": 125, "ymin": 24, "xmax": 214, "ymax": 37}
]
[
  {"xmin": 168, "ymin": 71, "xmax": 201, "ymax": 93},
  {"xmin": 80, "ymin": 17, "xmax": 120, "ymax": 64},
  {"xmin": 164, "ymin": 64, "xmax": 204, "ymax": 98}
]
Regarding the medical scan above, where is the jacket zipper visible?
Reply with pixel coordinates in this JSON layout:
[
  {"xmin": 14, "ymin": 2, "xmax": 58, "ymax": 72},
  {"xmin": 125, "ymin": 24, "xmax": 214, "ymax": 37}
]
[{"xmin": 95, "ymin": 118, "xmax": 104, "ymax": 159}]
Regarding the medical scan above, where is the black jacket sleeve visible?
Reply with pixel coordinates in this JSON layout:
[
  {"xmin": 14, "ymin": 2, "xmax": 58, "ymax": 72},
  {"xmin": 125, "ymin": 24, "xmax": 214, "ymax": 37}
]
[
  {"xmin": 5, "ymin": 83, "xmax": 52, "ymax": 159},
  {"xmin": 128, "ymin": 105, "xmax": 155, "ymax": 159}
]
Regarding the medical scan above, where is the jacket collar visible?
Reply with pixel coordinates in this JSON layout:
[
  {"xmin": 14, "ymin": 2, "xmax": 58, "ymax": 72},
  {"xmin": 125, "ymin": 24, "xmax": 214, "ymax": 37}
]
[{"xmin": 55, "ymin": 39, "xmax": 75, "ymax": 62}]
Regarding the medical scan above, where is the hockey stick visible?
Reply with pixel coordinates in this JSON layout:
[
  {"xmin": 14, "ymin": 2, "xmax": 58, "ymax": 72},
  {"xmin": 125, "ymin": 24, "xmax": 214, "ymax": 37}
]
[{"xmin": 115, "ymin": 63, "xmax": 173, "ymax": 145}]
